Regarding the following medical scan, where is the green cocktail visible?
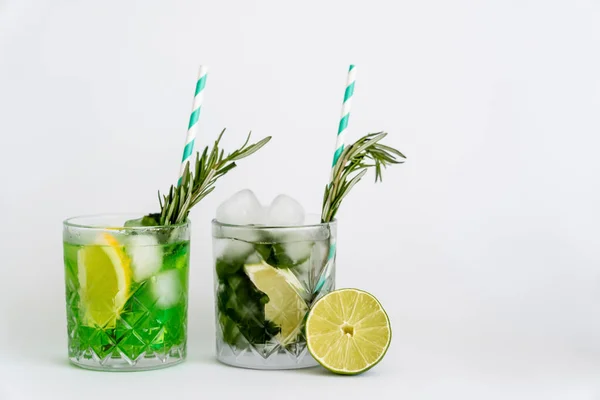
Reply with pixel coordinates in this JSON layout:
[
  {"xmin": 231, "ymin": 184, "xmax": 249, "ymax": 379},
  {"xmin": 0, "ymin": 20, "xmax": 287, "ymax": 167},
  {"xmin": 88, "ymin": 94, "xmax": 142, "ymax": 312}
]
[
  {"xmin": 61, "ymin": 129, "xmax": 271, "ymax": 372},
  {"xmin": 63, "ymin": 214, "xmax": 190, "ymax": 371}
]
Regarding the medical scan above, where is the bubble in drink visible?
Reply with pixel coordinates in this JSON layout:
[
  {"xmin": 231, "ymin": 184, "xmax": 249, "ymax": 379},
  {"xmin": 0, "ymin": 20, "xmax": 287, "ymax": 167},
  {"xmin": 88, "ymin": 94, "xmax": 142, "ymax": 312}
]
[
  {"xmin": 216, "ymin": 189, "xmax": 265, "ymax": 225},
  {"xmin": 266, "ymin": 194, "xmax": 305, "ymax": 226}
]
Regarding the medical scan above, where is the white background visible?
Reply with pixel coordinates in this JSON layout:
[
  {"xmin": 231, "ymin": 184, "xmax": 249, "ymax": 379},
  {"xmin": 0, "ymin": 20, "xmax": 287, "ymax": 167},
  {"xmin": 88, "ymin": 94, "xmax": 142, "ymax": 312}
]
[{"xmin": 0, "ymin": 0, "xmax": 599, "ymax": 398}]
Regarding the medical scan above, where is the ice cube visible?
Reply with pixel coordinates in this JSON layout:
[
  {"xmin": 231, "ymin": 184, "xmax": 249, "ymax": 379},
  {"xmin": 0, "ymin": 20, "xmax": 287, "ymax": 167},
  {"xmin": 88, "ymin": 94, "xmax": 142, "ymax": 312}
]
[
  {"xmin": 216, "ymin": 189, "xmax": 265, "ymax": 225},
  {"xmin": 152, "ymin": 270, "xmax": 182, "ymax": 308},
  {"xmin": 312, "ymin": 240, "xmax": 330, "ymax": 264},
  {"xmin": 266, "ymin": 194, "xmax": 305, "ymax": 226},
  {"xmin": 125, "ymin": 234, "xmax": 163, "ymax": 282},
  {"xmin": 281, "ymin": 242, "xmax": 314, "ymax": 264},
  {"xmin": 213, "ymin": 238, "xmax": 255, "ymax": 263},
  {"xmin": 245, "ymin": 252, "xmax": 263, "ymax": 264}
]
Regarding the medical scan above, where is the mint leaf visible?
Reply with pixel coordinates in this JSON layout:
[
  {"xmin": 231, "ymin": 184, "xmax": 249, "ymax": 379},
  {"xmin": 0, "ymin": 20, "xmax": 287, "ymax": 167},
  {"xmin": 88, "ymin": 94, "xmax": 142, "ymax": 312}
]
[
  {"xmin": 124, "ymin": 213, "xmax": 161, "ymax": 227},
  {"xmin": 217, "ymin": 269, "xmax": 280, "ymax": 345}
]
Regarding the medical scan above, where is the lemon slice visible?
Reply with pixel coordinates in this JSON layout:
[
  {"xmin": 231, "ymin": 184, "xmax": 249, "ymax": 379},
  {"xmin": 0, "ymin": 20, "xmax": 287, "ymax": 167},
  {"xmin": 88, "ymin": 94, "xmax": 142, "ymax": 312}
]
[
  {"xmin": 306, "ymin": 289, "xmax": 391, "ymax": 375},
  {"xmin": 244, "ymin": 262, "xmax": 308, "ymax": 344},
  {"xmin": 77, "ymin": 233, "xmax": 132, "ymax": 328}
]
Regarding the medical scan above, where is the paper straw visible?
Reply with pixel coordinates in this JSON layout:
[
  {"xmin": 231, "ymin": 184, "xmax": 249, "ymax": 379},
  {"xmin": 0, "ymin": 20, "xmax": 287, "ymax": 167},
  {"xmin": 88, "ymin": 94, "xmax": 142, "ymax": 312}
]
[
  {"xmin": 178, "ymin": 65, "xmax": 208, "ymax": 185},
  {"xmin": 330, "ymin": 64, "xmax": 356, "ymax": 173},
  {"xmin": 316, "ymin": 65, "xmax": 356, "ymax": 292}
]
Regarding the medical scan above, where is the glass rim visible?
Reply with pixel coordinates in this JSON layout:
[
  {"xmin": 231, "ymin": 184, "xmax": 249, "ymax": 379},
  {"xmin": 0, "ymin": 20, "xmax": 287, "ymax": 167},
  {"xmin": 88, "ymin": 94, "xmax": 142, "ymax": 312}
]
[
  {"xmin": 63, "ymin": 213, "xmax": 190, "ymax": 230},
  {"xmin": 211, "ymin": 218, "xmax": 336, "ymax": 230}
]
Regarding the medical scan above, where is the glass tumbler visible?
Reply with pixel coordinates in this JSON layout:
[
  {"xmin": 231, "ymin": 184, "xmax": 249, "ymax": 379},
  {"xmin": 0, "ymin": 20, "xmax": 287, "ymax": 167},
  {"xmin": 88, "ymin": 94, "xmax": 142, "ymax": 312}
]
[
  {"xmin": 212, "ymin": 219, "xmax": 337, "ymax": 369},
  {"xmin": 63, "ymin": 214, "xmax": 190, "ymax": 371}
]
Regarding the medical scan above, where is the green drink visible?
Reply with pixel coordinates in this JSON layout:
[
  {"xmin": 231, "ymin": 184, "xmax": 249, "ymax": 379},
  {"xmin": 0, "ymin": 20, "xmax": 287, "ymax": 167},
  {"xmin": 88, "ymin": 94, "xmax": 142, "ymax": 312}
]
[{"xmin": 63, "ymin": 215, "xmax": 190, "ymax": 371}]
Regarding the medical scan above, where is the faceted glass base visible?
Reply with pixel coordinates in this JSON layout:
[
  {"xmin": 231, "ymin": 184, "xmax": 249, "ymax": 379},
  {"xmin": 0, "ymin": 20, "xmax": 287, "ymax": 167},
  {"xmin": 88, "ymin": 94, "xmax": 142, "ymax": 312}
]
[
  {"xmin": 216, "ymin": 342, "xmax": 318, "ymax": 370},
  {"xmin": 69, "ymin": 345, "xmax": 186, "ymax": 372}
]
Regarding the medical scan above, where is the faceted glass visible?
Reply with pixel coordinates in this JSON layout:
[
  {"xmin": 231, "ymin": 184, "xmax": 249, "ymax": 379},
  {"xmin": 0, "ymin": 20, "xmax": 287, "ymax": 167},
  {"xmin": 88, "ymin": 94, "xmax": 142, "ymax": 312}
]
[
  {"xmin": 63, "ymin": 214, "xmax": 190, "ymax": 371},
  {"xmin": 212, "ymin": 219, "xmax": 337, "ymax": 369}
]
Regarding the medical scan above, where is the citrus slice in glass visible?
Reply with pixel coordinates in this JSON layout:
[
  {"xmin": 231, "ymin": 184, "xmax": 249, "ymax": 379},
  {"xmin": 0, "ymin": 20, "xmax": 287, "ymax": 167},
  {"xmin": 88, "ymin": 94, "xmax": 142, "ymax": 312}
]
[
  {"xmin": 306, "ymin": 288, "xmax": 391, "ymax": 375},
  {"xmin": 77, "ymin": 233, "xmax": 132, "ymax": 328},
  {"xmin": 244, "ymin": 262, "xmax": 308, "ymax": 344}
]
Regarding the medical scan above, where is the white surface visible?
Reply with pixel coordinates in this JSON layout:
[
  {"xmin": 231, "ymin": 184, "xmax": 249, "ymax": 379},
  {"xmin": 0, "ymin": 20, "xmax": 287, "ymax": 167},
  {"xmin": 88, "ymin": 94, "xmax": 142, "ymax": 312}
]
[{"xmin": 1, "ymin": 0, "xmax": 599, "ymax": 398}]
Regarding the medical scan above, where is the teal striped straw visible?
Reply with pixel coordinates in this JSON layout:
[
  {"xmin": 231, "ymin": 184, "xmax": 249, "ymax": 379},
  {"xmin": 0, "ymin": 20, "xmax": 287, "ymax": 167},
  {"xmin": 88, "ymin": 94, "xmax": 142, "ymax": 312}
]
[
  {"xmin": 178, "ymin": 65, "xmax": 208, "ymax": 185},
  {"xmin": 316, "ymin": 65, "xmax": 356, "ymax": 293},
  {"xmin": 330, "ymin": 64, "xmax": 356, "ymax": 172}
]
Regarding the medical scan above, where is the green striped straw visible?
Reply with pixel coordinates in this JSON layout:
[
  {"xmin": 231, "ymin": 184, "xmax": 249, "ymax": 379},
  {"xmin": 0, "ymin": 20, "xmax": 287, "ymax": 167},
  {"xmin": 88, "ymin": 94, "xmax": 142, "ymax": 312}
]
[
  {"xmin": 330, "ymin": 64, "xmax": 356, "ymax": 173},
  {"xmin": 178, "ymin": 65, "xmax": 208, "ymax": 185}
]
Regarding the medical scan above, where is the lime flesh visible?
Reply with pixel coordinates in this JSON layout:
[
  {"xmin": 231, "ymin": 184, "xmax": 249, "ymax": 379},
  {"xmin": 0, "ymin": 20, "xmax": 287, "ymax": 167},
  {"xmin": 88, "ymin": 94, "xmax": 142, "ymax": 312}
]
[
  {"xmin": 244, "ymin": 262, "xmax": 307, "ymax": 344},
  {"xmin": 306, "ymin": 288, "xmax": 391, "ymax": 375}
]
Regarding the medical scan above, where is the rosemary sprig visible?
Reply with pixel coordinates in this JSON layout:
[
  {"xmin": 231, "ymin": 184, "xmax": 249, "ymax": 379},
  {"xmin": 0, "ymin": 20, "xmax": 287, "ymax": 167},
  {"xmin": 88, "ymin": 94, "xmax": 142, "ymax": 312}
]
[
  {"xmin": 142, "ymin": 128, "xmax": 271, "ymax": 226},
  {"xmin": 321, "ymin": 132, "xmax": 406, "ymax": 223}
]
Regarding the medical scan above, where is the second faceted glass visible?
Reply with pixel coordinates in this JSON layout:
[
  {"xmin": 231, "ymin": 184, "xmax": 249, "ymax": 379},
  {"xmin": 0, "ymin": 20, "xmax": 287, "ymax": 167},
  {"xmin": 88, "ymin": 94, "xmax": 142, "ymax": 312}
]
[
  {"xmin": 213, "ymin": 219, "xmax": 337, "ymax": 369},
  {"xmin": 63, "ymin": 214, "xmax": 190, "ymax": 371}
]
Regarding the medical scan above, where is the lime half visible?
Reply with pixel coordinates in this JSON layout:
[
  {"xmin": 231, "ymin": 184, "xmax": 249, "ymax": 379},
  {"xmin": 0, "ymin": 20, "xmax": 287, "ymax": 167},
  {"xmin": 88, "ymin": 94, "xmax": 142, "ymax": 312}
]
[
  {"xmin": 306, "ymin": 289, "xmax": 391, "ymax": 375},
  {"xmin": 77, "ymin": 233, "xmax": 132, "ymax": 328}
]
